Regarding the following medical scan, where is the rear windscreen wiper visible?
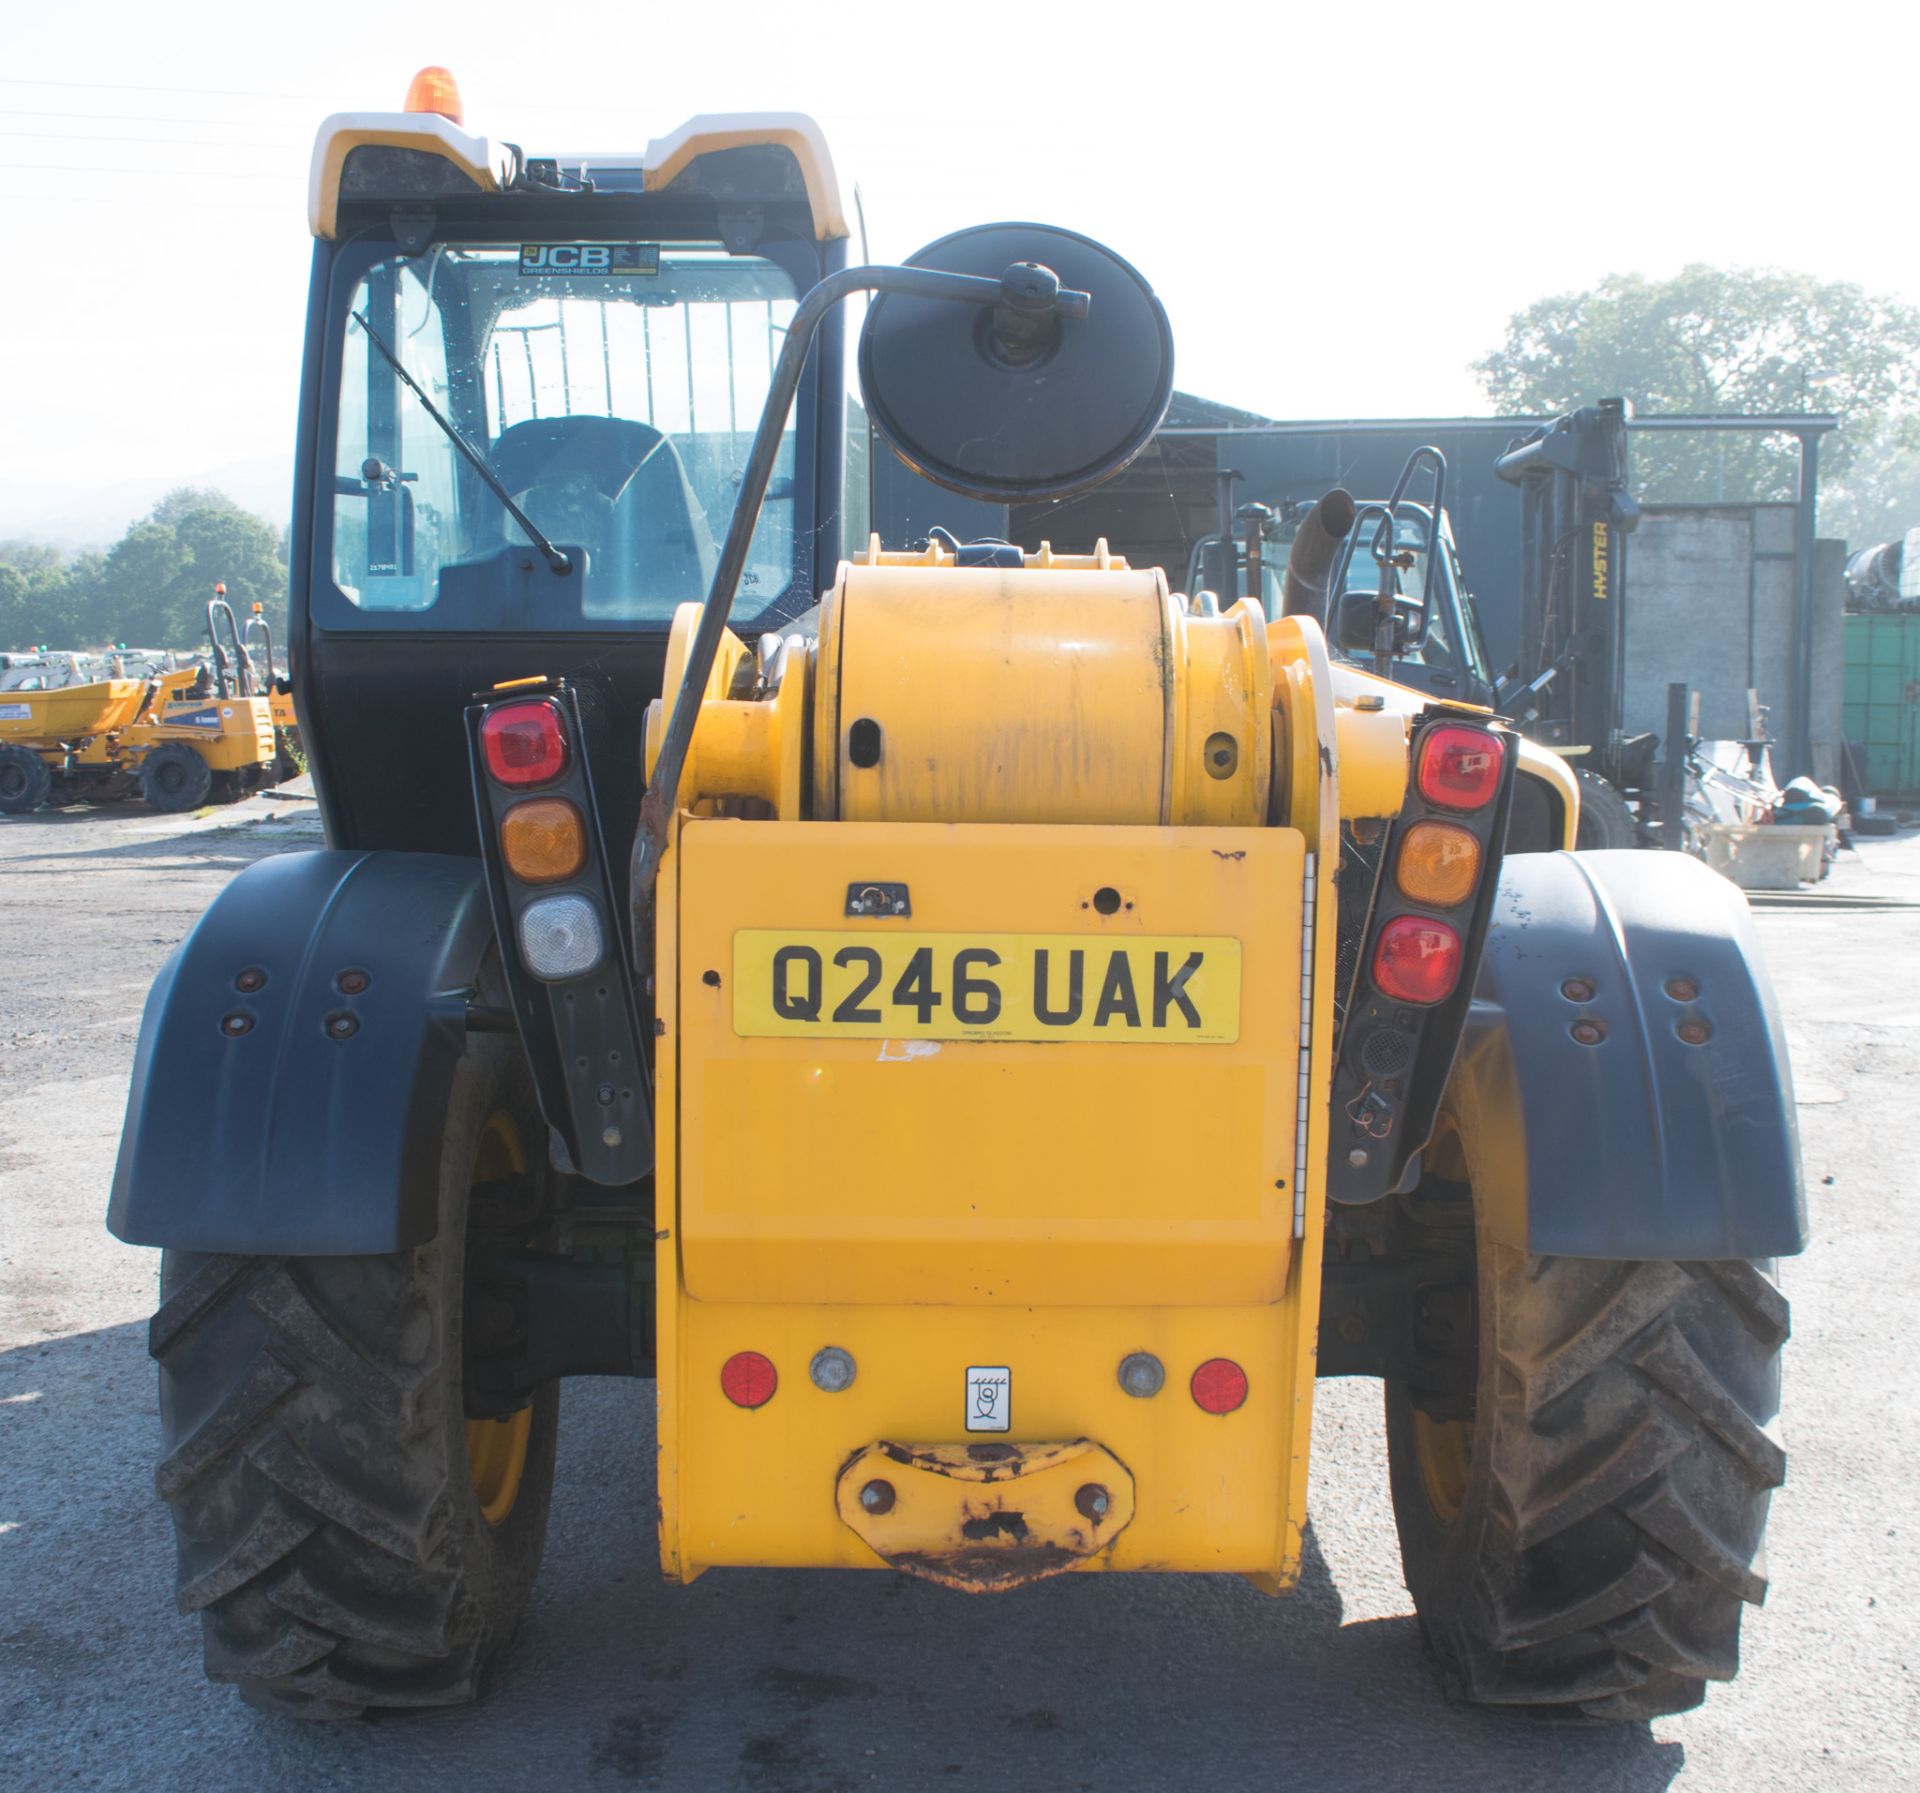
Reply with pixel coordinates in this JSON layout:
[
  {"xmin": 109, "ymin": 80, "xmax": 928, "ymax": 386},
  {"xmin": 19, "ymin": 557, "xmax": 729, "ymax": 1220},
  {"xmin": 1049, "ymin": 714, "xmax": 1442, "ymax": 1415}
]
[{"xmin": 351, "ymin": 310, "xmax": 572, "ymax": 577}]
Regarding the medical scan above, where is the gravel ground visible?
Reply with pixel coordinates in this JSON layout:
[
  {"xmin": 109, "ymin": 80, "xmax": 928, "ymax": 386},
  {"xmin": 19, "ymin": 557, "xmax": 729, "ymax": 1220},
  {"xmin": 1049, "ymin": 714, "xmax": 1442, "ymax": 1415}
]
[{"xmin": 1, "ymin": 797, "xmax": 1916, "ymax": 1791}]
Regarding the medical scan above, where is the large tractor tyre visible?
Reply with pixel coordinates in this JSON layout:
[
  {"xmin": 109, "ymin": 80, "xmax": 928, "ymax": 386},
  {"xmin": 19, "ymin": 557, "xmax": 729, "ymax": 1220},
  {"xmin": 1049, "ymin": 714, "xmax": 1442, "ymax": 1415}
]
[
  {"xmin": 1573, "ymin": 769, "xmax": 1637, "ymax": 850},
  {"xmin": 149, "ymin": 1034, "xmax": 559, "ymax": 1718},
  {"xmin": 1384, "ymin": 1117, "xmax": 1788, "ymax": 1722},
  {"xmin": 142, "ymin": 742, "xmax": 214, "ymax": 813},
  {"xmin": 0, "ymin": 744, "xmax": 52, "ymax": 815}
]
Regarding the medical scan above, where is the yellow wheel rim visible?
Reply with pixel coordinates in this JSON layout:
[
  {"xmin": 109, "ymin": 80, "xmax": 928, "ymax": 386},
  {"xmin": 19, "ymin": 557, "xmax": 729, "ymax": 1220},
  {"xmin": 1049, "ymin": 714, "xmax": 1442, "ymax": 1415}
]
[
  {"xmin": 467, "ymin": 1407, "xmax": 533, "ymax": 1526},
  {"xmin": 465, "ymin": 1109, "xmax": 533, "ymax": 1527},
  {"xmin": 1412, "ymin": 1410, "xmax": 1473, "ymax": 1527}
]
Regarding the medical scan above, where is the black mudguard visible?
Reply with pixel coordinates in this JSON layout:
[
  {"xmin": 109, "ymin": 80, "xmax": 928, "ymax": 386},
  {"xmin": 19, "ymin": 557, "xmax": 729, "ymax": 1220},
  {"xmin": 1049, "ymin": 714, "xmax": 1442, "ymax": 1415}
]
[
  {"xmin": 1449, "ymin": 849, "xmax": 1806, "ymax": 1261},
  {"xmin": 108, "ymin": 849, "xmax": 495, "ymax": 1255}
]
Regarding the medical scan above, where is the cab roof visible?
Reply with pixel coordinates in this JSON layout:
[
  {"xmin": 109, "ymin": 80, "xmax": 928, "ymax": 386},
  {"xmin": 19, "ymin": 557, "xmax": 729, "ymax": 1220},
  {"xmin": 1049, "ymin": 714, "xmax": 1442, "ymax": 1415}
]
[{"xmin": 308, "ymin": 109, "xmax": 849, "ymax": 243}]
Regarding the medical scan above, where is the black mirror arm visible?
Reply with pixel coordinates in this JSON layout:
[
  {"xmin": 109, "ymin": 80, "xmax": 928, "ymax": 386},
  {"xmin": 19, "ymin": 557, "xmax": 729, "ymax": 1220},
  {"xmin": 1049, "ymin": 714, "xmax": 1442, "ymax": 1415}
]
[{"xmin": 630, "ymin": 261, "xmax": 1091, "ymax": 925}]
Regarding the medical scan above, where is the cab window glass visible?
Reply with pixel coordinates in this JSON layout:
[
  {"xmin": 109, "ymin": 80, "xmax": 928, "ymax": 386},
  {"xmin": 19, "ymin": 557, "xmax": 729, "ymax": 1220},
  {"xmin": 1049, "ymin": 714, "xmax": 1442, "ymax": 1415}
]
[{"xmin": 331, "ymin": 243, "xmax": 800, "ymax": 621}]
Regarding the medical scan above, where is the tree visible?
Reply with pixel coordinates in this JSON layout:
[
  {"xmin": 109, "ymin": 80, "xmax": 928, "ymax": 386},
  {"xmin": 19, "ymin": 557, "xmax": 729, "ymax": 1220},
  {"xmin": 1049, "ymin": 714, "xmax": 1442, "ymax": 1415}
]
[
  {"xmin": 0, "ymin": 543, "xmax": 76, "ymax": 648},
  {"xmin": 1473, "ymin": 267, "xmax": 1920, "ymax": 541},
  {"xmin": 76, "ymin": 489, "xmax": 287, "ymax": 649}
]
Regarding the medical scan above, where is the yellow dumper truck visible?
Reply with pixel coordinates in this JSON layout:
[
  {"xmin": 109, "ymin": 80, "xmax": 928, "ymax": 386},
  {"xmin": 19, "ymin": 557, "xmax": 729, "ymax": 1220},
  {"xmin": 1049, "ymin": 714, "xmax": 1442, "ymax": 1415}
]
[
  {"xmin": 110, "ymin": 77, "xmax": 1804, "ymax": 1725},
  {"xmin": 0, "ymin": 595, "xmax": 282, "ymax": 814}
]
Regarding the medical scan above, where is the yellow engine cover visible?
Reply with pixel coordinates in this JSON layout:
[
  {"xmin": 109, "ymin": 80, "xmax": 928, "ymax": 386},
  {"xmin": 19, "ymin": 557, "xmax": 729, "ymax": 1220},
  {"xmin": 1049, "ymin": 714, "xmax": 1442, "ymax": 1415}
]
[
  {"xmin": 811, "ymin": 553, "xmax": 1272, "ymax": 828},
  {"xmin": 675, "ymin": 819, "xmax": 1302, "ymax": 1308}
]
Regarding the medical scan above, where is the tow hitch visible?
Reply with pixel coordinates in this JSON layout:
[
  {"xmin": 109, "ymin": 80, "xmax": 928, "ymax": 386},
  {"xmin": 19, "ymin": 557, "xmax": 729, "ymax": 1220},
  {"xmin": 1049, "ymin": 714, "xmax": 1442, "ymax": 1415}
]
[{"xmin": 835, "ymin": 1438, "xmax": 1135, "ymax": 1592}]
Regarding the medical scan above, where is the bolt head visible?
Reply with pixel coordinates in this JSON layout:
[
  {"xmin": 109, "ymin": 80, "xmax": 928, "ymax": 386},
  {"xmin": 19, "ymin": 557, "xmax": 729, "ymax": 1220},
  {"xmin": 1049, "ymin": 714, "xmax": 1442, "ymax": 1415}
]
[
  {"xmin": 602, "ymin": 1126, "xmax": 622, "ymax": 1148},
  {"xmin": 1665, "ymin": 976, "xmax": 1700, "ymax": 1003},
  {"xmin": 220, "ymin": 1011, "xmax": 253, "ymax": 1037},
  {"xmin": 234, "ymin": 967, "xmax": 266, "ymax": 994},
  {"xmin": 809, "ymin": 1346, "xmax": 857, "ymax": 1393},
  {"xmin": 1677, "ymin": 1018, "xmax": 1712, "ymax": 1046},
  {"xmin": 1075, "ymin": 1483, "xmax": 1111, "ymax": 1522},
  {"xmin": 1571, "ymin": 1019, "xmax": 1605, "ymax": 1046},
  {"xmin": 1117, "ymin": 1352, "xmax": 1165, "ymax": 1398},
  {"xmin": 337, "ymin": 969, "xmax": 370, "ymax": 996},
  {"xmin": 325, "ymin": 1012, "xmax": 358, "ymax": 1039},
  {"xmin": 1348, "ymin": 1147, "xmax": 1369, "ymax": 1168},
  {"xmin": 1561, "ymin": 977, "xmax": 1596, "ymax": 1003},
  {"xmin": 859, "ymin": 1478, "xmax": 895, "ymax": 1515}
]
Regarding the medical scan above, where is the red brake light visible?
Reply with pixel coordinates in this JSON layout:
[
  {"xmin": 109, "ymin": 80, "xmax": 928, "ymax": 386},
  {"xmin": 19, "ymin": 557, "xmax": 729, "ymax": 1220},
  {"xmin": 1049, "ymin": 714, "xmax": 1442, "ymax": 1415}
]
[
  {"xmin": 1373, "ymin": 916, "xmax": 1464, "ymax": 1006},
  {"xmin": 1417, "ymin": 725, "xmax": 1504, "ymax": 811},
  {"xmin": 1190, "ymin": 1358, "xmax": 1248, "ymax": 1415},
  {"xmin": 720, "ymin": 1351, "xmax": 778, "ymax": 1409},
  {"xmin": 481, "ymin": 700, "xmax": 568, "ymax": 787}
]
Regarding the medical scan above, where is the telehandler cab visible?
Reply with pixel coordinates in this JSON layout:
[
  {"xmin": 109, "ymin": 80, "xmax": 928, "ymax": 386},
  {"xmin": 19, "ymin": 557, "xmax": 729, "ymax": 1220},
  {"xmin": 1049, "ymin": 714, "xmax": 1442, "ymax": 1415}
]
[{"xmin": 110, "ymin": 74, "xmax": 1805, "ymax": 1725}]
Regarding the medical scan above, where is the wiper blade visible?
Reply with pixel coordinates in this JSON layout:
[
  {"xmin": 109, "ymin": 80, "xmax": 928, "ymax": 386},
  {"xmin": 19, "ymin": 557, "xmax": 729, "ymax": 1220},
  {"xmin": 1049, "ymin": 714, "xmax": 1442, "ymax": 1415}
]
[{"xmin": 351, "ymin": 309, "xmax": 572, "ymax": 577}]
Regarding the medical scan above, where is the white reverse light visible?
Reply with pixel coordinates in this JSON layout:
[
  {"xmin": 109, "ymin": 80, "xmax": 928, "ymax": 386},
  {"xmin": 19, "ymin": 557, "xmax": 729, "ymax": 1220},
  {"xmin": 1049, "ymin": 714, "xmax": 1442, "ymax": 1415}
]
[{"xmin": 519, "ymin": 893, "xmax": 603, "ymax": 980}]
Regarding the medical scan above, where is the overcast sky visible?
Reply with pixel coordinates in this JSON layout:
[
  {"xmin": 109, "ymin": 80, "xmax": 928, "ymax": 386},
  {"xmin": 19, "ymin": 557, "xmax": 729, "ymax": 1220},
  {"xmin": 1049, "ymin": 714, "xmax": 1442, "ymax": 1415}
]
[{"xmin": 2, "ymin": 0, "xmax": 1909, "ymax": 539}]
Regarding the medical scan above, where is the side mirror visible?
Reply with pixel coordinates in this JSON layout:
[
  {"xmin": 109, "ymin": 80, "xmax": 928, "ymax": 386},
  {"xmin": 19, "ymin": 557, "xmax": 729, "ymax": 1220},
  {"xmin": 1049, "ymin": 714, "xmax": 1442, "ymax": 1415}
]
[
  {"xmin": 1337, "ymin": 592, "xmax": 1380, "ymax": 655},
  {"xmin": 1337, "ymin": 591, "xmax": 1421, "ymax": 659},
  {"xmin": 858, "ymin": 223, "xmax": 1174, "ymax": 503}
]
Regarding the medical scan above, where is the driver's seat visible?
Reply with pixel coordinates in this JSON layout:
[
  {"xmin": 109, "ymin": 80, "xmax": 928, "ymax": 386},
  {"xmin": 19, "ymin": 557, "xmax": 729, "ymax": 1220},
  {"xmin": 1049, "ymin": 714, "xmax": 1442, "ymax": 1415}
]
[{"xmin": 490, "ymin": 417, "xmax": 714, "ymax": 614}]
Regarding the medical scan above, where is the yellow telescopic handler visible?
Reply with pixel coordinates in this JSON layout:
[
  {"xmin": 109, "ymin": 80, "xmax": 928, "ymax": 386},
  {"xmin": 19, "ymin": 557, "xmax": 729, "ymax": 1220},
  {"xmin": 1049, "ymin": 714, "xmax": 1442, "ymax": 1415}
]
[{"xmin": 109, "ymin": 72, "xmax": 1804, "ymax": 1725}]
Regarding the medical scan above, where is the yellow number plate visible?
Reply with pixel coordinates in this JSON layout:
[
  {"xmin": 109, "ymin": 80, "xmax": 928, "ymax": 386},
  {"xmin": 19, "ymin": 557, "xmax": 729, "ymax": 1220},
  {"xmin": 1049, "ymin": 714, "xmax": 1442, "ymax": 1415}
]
[{"xmin": 731, "ymin": 931, "xmax": 1241, "ymax": 1044}]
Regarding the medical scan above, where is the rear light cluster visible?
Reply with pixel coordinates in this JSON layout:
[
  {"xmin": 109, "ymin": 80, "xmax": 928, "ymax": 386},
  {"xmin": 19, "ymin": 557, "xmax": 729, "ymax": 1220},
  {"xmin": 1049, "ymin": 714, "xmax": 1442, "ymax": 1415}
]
[
  {"xmin": 1370, "ymin": 722, "xmax": 1505, "ymax": 1008},
  {"xmin": 478, "ymin": 696, "xmax": 603, "ymax": 980},
  {"xmin": 718, "ymin": 1348, "xmax": 1250, "ymax": 1413},
  {"xmin": 1335, "ymin": 715, "xmax": 1511, "ymax": 1205},
  {"xmin": 467, "ymin": 679, "xmax": 650, "ymax": 1187}
]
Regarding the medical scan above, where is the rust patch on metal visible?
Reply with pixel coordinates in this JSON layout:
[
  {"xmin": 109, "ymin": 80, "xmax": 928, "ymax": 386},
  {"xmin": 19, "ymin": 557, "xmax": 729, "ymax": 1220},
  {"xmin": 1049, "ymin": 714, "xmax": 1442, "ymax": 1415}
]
[
  {"xmin": 889, "ymin": 1542, "xmax": 1083, "ymax": 1592},
  {"xmin": 835, "ymin": 1437, "xmax": 1133, "ymax": 1593}
]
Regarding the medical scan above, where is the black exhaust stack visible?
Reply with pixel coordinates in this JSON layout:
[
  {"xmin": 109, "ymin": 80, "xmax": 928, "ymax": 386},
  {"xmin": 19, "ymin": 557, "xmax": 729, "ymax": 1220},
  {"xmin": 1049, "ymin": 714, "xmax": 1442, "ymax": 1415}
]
[{"xmin": 1280, "ymin": 488, "xmax": 1356, "ymax": 628}]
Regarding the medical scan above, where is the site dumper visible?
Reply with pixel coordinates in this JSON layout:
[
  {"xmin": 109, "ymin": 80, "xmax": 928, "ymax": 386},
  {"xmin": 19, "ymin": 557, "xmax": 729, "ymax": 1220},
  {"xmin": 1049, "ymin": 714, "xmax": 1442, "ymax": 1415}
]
[
  {"xmin": 0, "ymin": 678, "xmax": 150, "ymax": 811},
  {"xmin": 0, "ymin": 594, "xmax": 282, "ymax": 814},
  {"xmin": 108, "ymin": 74, "xmax": 1806, "ymax": 1726}
]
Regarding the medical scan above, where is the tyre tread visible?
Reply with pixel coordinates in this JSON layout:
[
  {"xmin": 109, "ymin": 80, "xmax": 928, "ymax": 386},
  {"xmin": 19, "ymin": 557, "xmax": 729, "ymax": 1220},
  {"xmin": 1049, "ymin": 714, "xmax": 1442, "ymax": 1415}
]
[
  {"xmin": 1395, "ymin": 1250, "xmax": 1787, "ymax": 1722},
  {"xmin": 152, "ymin": 1240, "xmax": 546, "ymax": 1718}
]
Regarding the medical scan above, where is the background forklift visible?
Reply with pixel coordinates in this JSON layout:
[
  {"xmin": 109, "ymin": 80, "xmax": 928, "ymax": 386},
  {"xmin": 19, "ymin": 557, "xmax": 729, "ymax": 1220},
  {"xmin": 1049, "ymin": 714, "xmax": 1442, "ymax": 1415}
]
[
  {"xmin": 109, "ymin": 75, "xmax": 1801, "ymax": 1729},
  {"xmin": 1184, "ymin": 403, "xmax": 1645, "ymax": 847}
]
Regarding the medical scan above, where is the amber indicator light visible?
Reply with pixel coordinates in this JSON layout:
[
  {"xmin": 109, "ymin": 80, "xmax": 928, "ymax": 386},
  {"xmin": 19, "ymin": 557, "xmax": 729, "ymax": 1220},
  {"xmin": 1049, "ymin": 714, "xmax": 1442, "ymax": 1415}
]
[
  {"xmin": 1395, "ymin": 820, "xmax": 1481, "ymax": 908},
  {"xmin": 501, "ymin": 798, "xmax": 587, "ymax": 885}
]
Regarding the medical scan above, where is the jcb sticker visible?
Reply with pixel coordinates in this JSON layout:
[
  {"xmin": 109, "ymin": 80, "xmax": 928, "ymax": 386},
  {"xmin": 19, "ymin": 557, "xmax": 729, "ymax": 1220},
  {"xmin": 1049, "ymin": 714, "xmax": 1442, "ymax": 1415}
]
[
  {"xmin": 518, "ymin": 243, "xmax": 661, "ymax": 276},
  {"xmin": 730, "ymin": 930, "xmax": 1240, "ymax": 1044},
  {"xmin": 966, "ymin": 1367, "xmax": 1010, "ymax": 1434}
]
